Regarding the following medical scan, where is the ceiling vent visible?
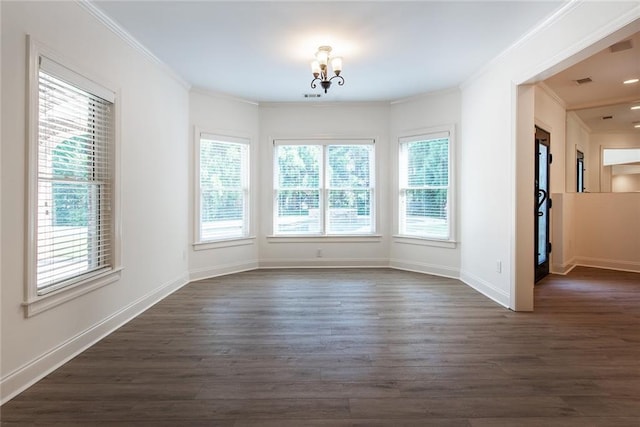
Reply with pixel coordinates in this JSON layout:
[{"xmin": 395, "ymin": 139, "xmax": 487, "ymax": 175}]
[
  {"xmin": 304, "ymin": 93, "xmax": 321, "ymax": 98},
  {"xmin": 609, "ymin": 39, "xmax": 633, "ymax": 53},
  {"xmin": 602, "ymin": 115, "xmax": 613, "ymax": 120},
  {"xmin": 574, "ymin": 77, "xmax": 593, "ymax": 85}
]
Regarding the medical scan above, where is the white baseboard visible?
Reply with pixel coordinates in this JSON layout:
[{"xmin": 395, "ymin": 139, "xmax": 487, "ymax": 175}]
[
  {"xmin": 0, "ymin": 273, "xmax": 189, "ymax": 405},
  {"xmin": 573, "ymin": 257, "xmax": 640, "ymax": 274},
  {"xmin": 188, "ymin": 260, "xmax": 259, "ymax": 281},
  {"xmin": 258, "ymin": 258, "xmax": 389, "ymax": 269},
  {"xmin": 459, "ymin": 269, "xmax": 510, "ymax": 308},
  {"xmin": 551, "ymin": 258, "xmax": 577, "ymax": 275},
  {"xmin": 389, "ymin": 258, "xmax": 459, "ymax": 279}
]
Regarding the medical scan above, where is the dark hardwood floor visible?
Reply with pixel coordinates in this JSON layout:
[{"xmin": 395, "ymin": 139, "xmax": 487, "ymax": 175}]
[{"xmin": 2, "ymin": 267, "xmax": 640, "ymax": 426}]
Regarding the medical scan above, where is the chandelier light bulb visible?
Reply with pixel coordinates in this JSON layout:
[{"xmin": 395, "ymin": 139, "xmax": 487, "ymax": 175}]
[
  {"xmin": 316, "ymin": 48, "xmax": 329, "ymax": 67},
  {"xmin": 331, "ymin": 57, "xmax": 342, "ymax": 76},
  {"xmin": 311, "ymin": 60, "xmax": 321, "ymax": 77}
]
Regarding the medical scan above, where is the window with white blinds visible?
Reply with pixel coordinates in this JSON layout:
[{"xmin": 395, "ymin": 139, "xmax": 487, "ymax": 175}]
[
  {"xmin": 274, "ymin": 140, "xmax": 374, "ymax": 235},
  {"xmin": 399, "ymin": 132, "xmax": 451, "ymax": 240},
  {"xmin": 198, "ymin": 134, "xmax": 250, "ymax": 242},
  {"xmin": 35, "ymin": 57, "xmax": 115, "ymax": 293}
]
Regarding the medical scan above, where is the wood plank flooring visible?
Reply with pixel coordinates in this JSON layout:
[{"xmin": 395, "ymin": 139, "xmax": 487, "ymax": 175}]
[{"xmin": 2, "ymin": 267, "xmax": 640, "ymax": 426}]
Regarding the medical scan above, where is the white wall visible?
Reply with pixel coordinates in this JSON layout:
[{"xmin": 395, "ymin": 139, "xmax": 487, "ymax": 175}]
[
  {"xmin": 553, "ymin": 192, "xmax": 640, "ymax": 274},
  {"xmin": 188, "ymin": 91, "xmax": 260, "ymax": 280},
  {"xmin": 1, "ymin": 2, "xmax": 189, "ymax": 403},
  {"xmin": 612, "ymin": 171, "xmax": 640, "ymax": 192},
  {"xmin": 574, "ymin": 193, "xmax": 640, "ymax": 272},
  {"xmin": 258, "ymin": 103, "xmax": 390, "ymax": 267},
  {"xmin": 460, "ymin": 1, "xmax": 640, "ymax": 310},
  {"xmin": 389, "ymin": 90, "xmax": 461, "ymax": 278},
  {"xmin": 460, "ymin": 66, "xmax": 516, "ymax": 308}
]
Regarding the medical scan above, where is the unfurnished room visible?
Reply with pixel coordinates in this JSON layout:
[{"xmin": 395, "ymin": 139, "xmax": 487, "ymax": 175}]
[{"xmin": 1, "ymin": 1, "xmax": 640, "ymax": 425}]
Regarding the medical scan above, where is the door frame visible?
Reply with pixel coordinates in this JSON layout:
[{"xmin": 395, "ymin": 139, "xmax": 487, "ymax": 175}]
[{"xmin": 534, "ymin": 126, "xmax": 551, "ymax": 283}]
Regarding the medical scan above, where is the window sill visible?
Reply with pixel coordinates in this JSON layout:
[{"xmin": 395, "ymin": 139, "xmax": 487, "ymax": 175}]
[
  {"xmin": 23, "ymin": 267, "xmax": 123, "ymax": 317},
  {"xmin": 193, "ymin": 236, "xmax": 256, "ymax": 251},
  {"xmin": 393, "ymin": 235, "xmax": 458, "ymax": 249},
  {"xmin": 267, "ymin": 234, "xmax": 382, "ymax": 243}
]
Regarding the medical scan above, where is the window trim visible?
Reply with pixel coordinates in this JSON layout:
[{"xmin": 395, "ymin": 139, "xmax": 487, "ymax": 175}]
[
  {"xmin": 396, "ymin": 125, "xmax": 456, "ymax": 244},
  {"xmin": 272, "ymin": 138, "xmax": 376, "ymax": 237},
  {"xmin": 24, "ymin": 36, "xmax": 122, "ymax": 317},
  {"xmin": 193, "ymin": 128, "xmax": 253, "ymax": 248}
]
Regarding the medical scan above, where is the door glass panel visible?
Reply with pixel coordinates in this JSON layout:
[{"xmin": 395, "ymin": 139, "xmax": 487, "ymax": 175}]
[{"xmin": 537, "ymin": 143, "xmax": 549, "ymax": 266}]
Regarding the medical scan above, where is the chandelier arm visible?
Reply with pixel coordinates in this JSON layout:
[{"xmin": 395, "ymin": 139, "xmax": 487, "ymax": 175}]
[
  {"xmin": 330, "ymin": 75, "xmax": 345, "ymax": 87},
  {"xmin": 311, "ymin": 78, "xmax": 320, "ymax": 89}
]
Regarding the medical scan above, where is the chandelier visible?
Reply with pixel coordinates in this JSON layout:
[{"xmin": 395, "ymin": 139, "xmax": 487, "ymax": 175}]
[{"xmin": 310, "ymin": 46, "xmax": 344, "ymax": 93}]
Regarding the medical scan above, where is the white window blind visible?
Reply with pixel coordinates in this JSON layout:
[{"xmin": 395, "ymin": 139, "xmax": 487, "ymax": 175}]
[
  {"xmin": 199, "ymin": 135, "xmax": 249, "ymax": 241},
  {"xmin": 326, "ymin": 145, "xmax": 373, "ymax": 234},
  {"xmin": 399, "ymin": 133, "xmax": 450, "ymax": 239},
  {"xmin": 36, "ymin": 59, "xmax": 114, "ymax": 293},
  {"xmin": 274, "ymin": 141, "xmax": 374, "ymax": 235}
]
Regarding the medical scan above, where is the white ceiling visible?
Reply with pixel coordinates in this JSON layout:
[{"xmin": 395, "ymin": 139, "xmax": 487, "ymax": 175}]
[
  {"xmin": 544, "ymin": 30, "xmax": 640, "ymax": 133},
  {"xmin": 93, "ymin": 1, "xmax": 566, "ymax": 103}
]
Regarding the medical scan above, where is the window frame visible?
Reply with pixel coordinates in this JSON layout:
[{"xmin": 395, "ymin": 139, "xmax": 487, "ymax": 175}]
[
  {"xmin": 396, "ymin": 126, "xmax": 456, "ymax": 245},
  {"xmin": 272, "ymin": 138, "xmax": 377, "ymax": 237},
  {"xmin": 193, "ymin": 129, "xmax": 253, "ymax": 249},
  {"xmin": 25, "ymin": 36, "xmax": 122, "ymax": 317}
]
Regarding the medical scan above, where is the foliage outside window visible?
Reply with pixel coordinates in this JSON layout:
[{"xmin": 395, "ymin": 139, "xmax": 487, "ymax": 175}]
[
  {"xmin": 35, "ymin": 57, "xmax": 115, "ymax": 294},
  {"xmin": 198, "ymin": 135, "xmax": 250, "ymax": 242},
  {"xmin": 399, "ymin": 133, "xmax": 451, "ymax": 240},
  {"xmin": 274, "ymin": 141, "xmax": 374, "ymax": 235}
]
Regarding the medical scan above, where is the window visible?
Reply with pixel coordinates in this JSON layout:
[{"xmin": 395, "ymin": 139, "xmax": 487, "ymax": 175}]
[
  {"xmin": 399, "ymin": 131, "xmax": 452, "ymax": 240},
  {"xmin": 274, "ymin": 140, "xmax": 375, "ymax": 235},
  {"xmin": 197, "ymin": 134, "xmax": 250, "ymax": 242},
  {"xmin": 28, "ymin": 48, "xmax": 119, "ymax": 305}
]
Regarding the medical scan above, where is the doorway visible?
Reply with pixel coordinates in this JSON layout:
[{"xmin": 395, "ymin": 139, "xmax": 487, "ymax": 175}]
[
  {"xmin": 577, "ymin": 150, "xmax": 585, "ymax": 192},
  {"xmin": 535, "ymin": 126, "xmax": 551, "ymax": 282}
]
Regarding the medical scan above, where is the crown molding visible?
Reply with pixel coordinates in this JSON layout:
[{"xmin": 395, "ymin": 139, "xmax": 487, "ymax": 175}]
[
  {"xmin": 259, "ymin": 100, "xmax": 390, "ymax": 108},
  {"xmin": 461, "ymin": 0, "xmax": 582, "ymax": 90},
  {"xmin": 566, "ymin": 111, "xmax": 592, "ymax": 133},
  {"xmin": 76, "ymin": 1, "xmax": 191, "ymax": 90},
  {"xmin": 190, "ymin": 87, "xmax": 260, "ymax": 106},
  {"xmin": 536, "ymin": 82, "xmax": 567, "ymax": 109},
  {"xmin": 390, "ymin": 87, "xmax": 460, "ymax": 105}
]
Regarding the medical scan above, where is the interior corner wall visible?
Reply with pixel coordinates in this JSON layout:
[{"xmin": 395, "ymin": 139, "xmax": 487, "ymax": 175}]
[
  {"xmin": 188, "ymin": 91, "xmax": 260, "ymax": 280},
  {"xmin": 572, "ymin": 192, "xmax": 640, "ymax": 272},
  {"xmin": 1, "ymin": 1, "xmax": 190, "ymax": 403},
  {"xmin": 389, "ymin": 91, "xmax": 462, "ymax": 278},
  {"xmin": 460, "ymin": 1, "xmax": 640, "ymax": 310},
  {"xmin": 566, "ymin": 113, "xmax": 591, "ymax": 193},
  {"xmin": 534, "ymin": 85, "xmax": 566, "ymax": 194},
  {"xmin": 257, "ymin": 102, "xmax": 391, "ymax": 267}
]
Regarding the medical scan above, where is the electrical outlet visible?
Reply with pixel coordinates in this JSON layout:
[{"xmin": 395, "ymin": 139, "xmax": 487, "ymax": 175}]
[{"xmin": 316, "ymin": 248, "xmax": 323, "ymax": 258}]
